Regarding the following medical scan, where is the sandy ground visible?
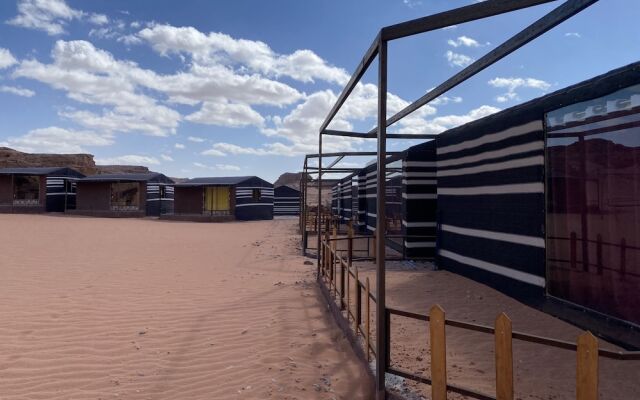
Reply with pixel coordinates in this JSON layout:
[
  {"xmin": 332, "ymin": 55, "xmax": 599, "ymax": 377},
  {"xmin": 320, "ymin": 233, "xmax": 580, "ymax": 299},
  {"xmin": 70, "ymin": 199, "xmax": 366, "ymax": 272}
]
[{"xmin": 0, "ymin": 215, "xmax": 372, "ymax": 400}]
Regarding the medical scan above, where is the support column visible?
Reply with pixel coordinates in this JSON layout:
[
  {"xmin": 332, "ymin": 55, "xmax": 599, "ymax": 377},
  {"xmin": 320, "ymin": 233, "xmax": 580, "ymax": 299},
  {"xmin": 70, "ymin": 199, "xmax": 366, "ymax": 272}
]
[
  {"xmin": 317, "ymin": 128, "xmax": 323, "ymax": 277},
  {"xmin": 375, "ymin": 36, "xmax": 388, "ymax": 400}
]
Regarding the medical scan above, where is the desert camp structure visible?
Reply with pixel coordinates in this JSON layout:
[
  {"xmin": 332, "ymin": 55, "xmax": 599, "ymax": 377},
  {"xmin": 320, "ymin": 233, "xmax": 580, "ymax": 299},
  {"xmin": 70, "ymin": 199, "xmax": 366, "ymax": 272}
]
[
  {"xmin": 0, "ymin": 167, "xmax": 85, "ymax": 213},
  {"xmin": 274, "ymin": 185, "xmax": 300, "ymax": 216},
  {"xmin": 318, "ymin": 62, "xmax": 640, "ymax": 333},
  {"xmin": 164, "ymin": 176, "xmax": 273, "ymax": 221},
  {"xmin": 71, "ymin": 172, "xmax": 174, "ymax": 217}
]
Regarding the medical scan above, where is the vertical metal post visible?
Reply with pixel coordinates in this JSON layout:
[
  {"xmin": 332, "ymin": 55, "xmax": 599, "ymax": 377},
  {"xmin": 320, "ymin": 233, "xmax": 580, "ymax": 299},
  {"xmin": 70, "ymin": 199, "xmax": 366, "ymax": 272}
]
[
  {"xmin": 317, "ymin": 133, "xmax": 323, "ymax": 277},
  {"xmin": 375, "ymin": 36, "xmax": 388, "ymax": 400}
]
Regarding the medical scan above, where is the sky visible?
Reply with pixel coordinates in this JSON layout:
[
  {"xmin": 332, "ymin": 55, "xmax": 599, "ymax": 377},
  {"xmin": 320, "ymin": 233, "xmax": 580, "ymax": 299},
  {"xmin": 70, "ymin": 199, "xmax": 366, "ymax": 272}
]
[{"xmin": 0, "ymin": 0, "xmax": 638, "ymax": 182}]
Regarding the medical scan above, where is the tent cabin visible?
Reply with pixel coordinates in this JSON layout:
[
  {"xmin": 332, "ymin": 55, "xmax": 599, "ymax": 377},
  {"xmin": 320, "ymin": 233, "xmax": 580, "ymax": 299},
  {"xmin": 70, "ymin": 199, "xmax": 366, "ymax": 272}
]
[
  {"xmin": 0, "ymin": 167, "xmax": 85, "ymax": 213},
  {"xmin": 274, "ymin": 185, "xmax": 300, "ymax": 216},
  {"xmin": 164, "ymin": 176, "xmax": 273, "ymax": 222},
  {"xmin": 71, "ymin": 172, "xmax": 174, "ymax": 217}
]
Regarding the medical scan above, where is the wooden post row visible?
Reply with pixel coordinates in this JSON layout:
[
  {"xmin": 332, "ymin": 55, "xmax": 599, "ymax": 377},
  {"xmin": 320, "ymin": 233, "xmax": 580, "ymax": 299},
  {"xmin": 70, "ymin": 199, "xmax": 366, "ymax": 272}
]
[
  {"xmin": 365, "ymin": 277, "xmax": 371, "ymax": 362},
  {"xmin": 495, "ymin": 313, "xmax": 514, "ymax": 400},
  {"xmin": 430, "ymin": 305, "xmax": 447, "ymax": 400}
]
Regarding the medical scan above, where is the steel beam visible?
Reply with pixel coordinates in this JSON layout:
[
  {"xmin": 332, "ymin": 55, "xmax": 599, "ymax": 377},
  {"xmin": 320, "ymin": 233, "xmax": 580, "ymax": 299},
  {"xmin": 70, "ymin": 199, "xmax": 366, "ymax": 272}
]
[
  {"xmin": 381, "ymin": 0, "xmax": 556, "ymax": 41},
  {"xmin": 369, "ymin": 0, "xmax": 598, "ymax": 134}
]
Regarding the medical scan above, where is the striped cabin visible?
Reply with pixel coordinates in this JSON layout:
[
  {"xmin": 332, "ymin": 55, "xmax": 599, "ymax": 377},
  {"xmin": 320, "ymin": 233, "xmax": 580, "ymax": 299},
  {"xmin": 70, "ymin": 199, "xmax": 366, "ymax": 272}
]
[
  {"xmin": 0, "ymin": 167, "xmax": 85, "ymax": 213},
  {"xmin": 73, "ymin": 173, "xmax": 175, "ymax": 218},
  {"xmin": 274, "ymin": 185, "xmax": 300, "ymax": 216},
  {"xmin": 402, "ymin": 141, "xmax": 437, "ymax": 258},
  {"xmin": 167, "ymin": 176, "xmax": 273, "ymax": 221},
  {"xmin": 357, "ymin": 169, "xmax": 367, "ymax": 233}
]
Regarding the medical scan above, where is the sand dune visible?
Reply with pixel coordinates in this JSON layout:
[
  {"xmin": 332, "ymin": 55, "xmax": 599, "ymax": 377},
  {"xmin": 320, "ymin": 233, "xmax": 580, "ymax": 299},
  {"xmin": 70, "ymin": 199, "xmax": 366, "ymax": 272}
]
[{"xmin": 0, "ymin": 215, "xmax": 372, "ymax": 399}]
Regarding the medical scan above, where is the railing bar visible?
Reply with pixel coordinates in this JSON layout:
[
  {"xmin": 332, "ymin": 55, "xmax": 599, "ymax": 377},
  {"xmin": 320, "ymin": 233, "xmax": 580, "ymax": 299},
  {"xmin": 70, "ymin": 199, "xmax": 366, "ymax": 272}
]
[{"xmin": 386, "ymin": 367, "xmax": 496, "ymax": 400}]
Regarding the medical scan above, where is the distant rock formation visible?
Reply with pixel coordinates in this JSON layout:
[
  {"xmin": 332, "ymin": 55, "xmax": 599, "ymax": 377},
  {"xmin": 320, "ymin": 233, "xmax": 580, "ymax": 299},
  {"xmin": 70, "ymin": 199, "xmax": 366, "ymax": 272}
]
[
  {"xmin": 274, "ymin": 172, "xmax": 304, "ymax": 189},
  {"xmin": 0, "ymin": 147, "xmax": 151, "ymax": 176}
]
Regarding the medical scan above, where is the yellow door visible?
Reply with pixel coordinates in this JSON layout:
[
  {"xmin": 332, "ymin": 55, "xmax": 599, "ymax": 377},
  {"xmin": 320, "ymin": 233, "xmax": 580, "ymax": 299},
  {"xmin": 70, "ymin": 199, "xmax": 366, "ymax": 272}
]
[{"xmin": 204, "ymin": 186, "xmax": 230, "ymax": 212}]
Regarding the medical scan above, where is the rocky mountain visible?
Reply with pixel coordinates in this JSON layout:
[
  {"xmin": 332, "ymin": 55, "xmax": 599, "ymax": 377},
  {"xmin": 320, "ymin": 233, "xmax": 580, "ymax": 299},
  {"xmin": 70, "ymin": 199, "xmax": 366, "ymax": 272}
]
[
  {"xmin": 274, "ymin": 172, "xmax": 304, "ymax": 189},
  {"xmin": 0, "ymin": 147, "xmax": 151, "ymax": 176}
]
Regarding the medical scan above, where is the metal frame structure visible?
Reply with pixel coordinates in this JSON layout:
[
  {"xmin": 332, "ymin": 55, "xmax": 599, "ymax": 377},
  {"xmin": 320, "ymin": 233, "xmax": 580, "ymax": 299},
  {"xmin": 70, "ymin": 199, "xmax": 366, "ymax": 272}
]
[{"xmin": 315, "ymin": 1, "xmax": 599, "ymax": 398}]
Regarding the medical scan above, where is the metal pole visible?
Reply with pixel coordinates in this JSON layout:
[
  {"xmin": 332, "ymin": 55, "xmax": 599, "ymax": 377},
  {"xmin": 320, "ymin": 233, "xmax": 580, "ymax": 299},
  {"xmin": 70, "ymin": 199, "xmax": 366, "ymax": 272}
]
[
  {"xmin": 317, "ymin": 127, "xmax": 323, "ymax": 277},
  {"xmin": 375, "ymin": 36, "xmax": 388, "ymax": 400}
]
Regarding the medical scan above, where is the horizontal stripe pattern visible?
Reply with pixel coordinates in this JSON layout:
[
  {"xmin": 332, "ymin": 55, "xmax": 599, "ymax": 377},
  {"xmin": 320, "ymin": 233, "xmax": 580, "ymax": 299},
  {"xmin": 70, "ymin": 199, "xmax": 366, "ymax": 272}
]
[{"xmin": 437, "ymin": 115, "xmax": 545, "ymax": 293}]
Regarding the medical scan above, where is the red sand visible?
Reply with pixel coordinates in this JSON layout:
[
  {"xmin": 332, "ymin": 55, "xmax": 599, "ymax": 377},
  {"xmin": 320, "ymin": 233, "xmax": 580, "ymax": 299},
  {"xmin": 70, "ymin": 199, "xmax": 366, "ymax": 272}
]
[{"xmin": 0, "ymin": 215, "xmax": 372, "ymax": 399}]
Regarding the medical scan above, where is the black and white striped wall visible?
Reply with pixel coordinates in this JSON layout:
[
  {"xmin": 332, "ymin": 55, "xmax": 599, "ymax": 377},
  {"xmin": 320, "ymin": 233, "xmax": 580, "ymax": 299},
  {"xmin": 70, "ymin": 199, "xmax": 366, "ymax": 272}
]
[
  {"xmin": 45, "ymin": 176, "xmax": 81, "ymax": 211},
  {"xmin": 338, "ymin": 177, "xmax": 352, "ymax": 223},
  {"xmin": 436, "ymin": 115, "xmax": 546, "ymax": 299},
  {"xmin": 235, "ymin": 177, "xmax": 274, "ymax": 220},
  {"xmin": 357, "ymin": 170, "xmax": 367, "ymax": 233},
  {"xmin": 274, "ymin": 185, "xmax": 300, "ymax": 216},
  {"xmin": 364, "ymin": 165, "xmax": 377, "ymax": 233},
  {"xmin": 146, "ymin": 184, "xmax": 175, "ymax": 216},
  {"xmin": 402, "ymin": 141, "xmax": 437, "ymax": 258}
]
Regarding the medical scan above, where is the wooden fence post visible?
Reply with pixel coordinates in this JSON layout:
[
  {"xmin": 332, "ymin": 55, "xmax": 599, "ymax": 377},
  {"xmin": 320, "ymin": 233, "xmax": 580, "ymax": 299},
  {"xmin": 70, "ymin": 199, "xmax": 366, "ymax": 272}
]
[
  {"xmin": 372, "ymin": 231, "xmax": 377, "ymax": 262},
  {"xmin": 577, "ymin": 332, "xmax": 598, "ymax": 400},
  {"xmin": 354, "ymin": 266, "xmax": 360, "ymax": 334},
  {"xmin": 495, "ymin": 313, "xmax": 513, "ymax": 400},
  {"xmin": 346, "ymin": 261, "xmax": 350, "ymax": 323},
  {"xmin": 429, "ymin": 305, "xmax": 447, "ymax": 400},
  {"xmin": 365, "ymin": 277, "xmax": 371, "ymax": 362}
]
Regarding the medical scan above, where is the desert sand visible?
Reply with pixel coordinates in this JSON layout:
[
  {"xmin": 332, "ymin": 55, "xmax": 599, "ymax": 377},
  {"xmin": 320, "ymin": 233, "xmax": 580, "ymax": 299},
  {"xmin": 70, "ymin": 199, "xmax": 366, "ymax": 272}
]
[{"xmin": 0, "ymin": 215, "xmax": 372, "ymax": 400}]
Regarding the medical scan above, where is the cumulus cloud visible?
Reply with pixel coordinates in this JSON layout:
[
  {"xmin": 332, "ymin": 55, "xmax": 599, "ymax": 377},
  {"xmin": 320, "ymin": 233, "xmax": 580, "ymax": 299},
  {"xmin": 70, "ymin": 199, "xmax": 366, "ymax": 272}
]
[
  {"xmin": 447, "ymin": 36, "xmax": 486, "ymax": 48},
  {"xmin": 5, "ymin": 126, "xmax": 113, "ymax": 153},
  {"xmin": 193, "ymin": 162, "xmax": 241, "ymax": 171},
  {"xmin": 396, "ymin": 105, "xmax": 501, "ymax": 136},
  {"xmin": 174, "ymin": 143, "xmax": 185, "ymax": 149},
  {"xmin": 488, "ymin": 77, "xmax": 551, "ymax": 103},
  {"xmin": 565, "ymin": 32, "xmax": 581, "ymax": 38},
  {"xmin": 160, "ymin": 154, "xmax": 174, "ymax": 161},
  {"xmin": 187, "ymin": 136, "xmax": 206, "ymax": 143},
  {"xmin": 445, "ymin": 50, "xmax": 474, "ymax": 68},
  {"xmin": 95, "ymin": 154, "xmax": 160, "ymax": 166},
  {"xmin": 0, "ymin": 48, "xmax": 18, "ymax": 69},
  {"xmin": 6, "ymin": 0, "xmax": 108, "ymax": 35},
  {"xmin": 0, "ymin": 85, "xmax": 35, "ymax": 97},
  {"xmin": 137, "ymin": 24, "xmax": 350, "ymax": 85},
  {"xmin": 185, "ymin": 99, "xmax": 265, "ymax": 128}
]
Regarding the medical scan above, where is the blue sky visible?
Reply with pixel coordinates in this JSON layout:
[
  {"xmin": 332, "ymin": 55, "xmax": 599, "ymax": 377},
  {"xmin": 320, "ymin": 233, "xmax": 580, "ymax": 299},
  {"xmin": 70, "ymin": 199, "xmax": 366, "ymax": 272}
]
[{"xmin": 0, "ymin": 0, "xmax": 638, "ymax": 182}]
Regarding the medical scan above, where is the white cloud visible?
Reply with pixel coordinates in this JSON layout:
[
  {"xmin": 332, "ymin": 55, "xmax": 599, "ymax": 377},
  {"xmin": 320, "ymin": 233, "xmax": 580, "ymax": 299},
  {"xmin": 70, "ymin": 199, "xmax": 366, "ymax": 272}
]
[
  {"xmin": 96, "ymin": 154, "xmax": 160, "ymax": 166},
  {"xmin": 5, "ymin": 126, "xmax": 113, "ymax": 153},
  {"xmin": 445, "ymin": 50, "xmax": 474, "ymax": 68},
  {"xmin": 396, "ymin": 105, "xmax": 501, "ymax": 136},
  {"xmin": 187, "ymin": 136, "xmax": 206, "ymax": 143},
  {"xmin": 447, "ymin": 36, "xmax": 484, "ymax": 48},
  {"xmin": 488, "ymin": 77, "xmax": 551, "ymax": 103},
  {"xmin": 0, "ymin": 48, "xmax": 18, "ymax": 69},
  {"xmin": 403, "ymin": 0, "xmax": 422, "ymax": 8},
  {"xmin": 174, "ymin": 143, "xmax": 185, "ymax": 149},
  {"xmin": 201, "ymin": 148, "xmax": 226, "ymax": 156},
  {"xmin": 0, "ymin": 85, "xmax": 35, "ymax": 97},
  {"xmin": 185, "ymin": 99, "xmax": 265, "ymax": 128},
  {"xmin": 565, "ymin": 32, "xmax": 581, "ymax": 38},
  {"xmin": 160, "ymin": 154, "xmax": 173, "ymax": 161},
  {"xmin": 6, "ymin": 0, "xmax": 108, "ymax": 35},
  {"xmin": 137, "ymin": 24, "xmax": 350, "ymax": 85},
  {"xmin": 215, "ymin": 163, "xmax": 240, "ymax": 171}
]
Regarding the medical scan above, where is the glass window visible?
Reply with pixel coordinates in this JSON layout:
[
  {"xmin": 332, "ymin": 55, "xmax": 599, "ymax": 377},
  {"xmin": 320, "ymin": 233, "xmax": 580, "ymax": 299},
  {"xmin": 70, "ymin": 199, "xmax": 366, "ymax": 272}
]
[
  {"xmin": 111, "ymin": 182, "xmax": 140, "ymax": 211},
  {"xmin": 13, "ymin": 175, "xmax": 40, "ymax": 205},
  {"xmin": 252, "ymin": 188, "xmax": 261, "ymax": 200},
  {"xmin": 545, "ymin": 84, "xmax": 640, "ymax": 325}
]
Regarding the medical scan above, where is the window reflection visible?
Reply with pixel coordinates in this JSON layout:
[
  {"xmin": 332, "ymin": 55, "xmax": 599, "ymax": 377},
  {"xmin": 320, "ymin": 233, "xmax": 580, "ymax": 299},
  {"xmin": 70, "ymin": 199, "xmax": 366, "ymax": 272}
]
[
  {"xmin": 546, "ymin": 84, "xmax": 640, "ymax": 325},
  {"xmin": 111, "ymin": 182, "xmax": 140, "ymax": 211},
  {"xmin": 13, "ymin": 175, "xmax": 40, "ymax": 205}
]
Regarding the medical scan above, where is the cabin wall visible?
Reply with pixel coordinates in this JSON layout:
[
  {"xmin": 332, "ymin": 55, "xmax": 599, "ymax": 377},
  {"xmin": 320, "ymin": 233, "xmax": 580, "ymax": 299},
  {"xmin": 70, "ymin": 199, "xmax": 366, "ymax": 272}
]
[
  {"xmin": 234, "ymin": 179, "xmax": 273, "ymax": 220},
  {"xmin": 339, "ymin": 179, "xmax": 352, "ymax": 222},
  {"xmin": 174, "ymin": 186, "xmax": 203, "ymax": 214},
  {"xmin": 146, "ymin": 184, "xmax": 174, "ymax": 216},
  {"xmin": 274, "ymin": 186, "xmax": 300, "ymax": 216},
  {"xmin": 0, "ymin": 175, "xmax": 12, "ymax": 205},
  {"xmin": 402, "ymin": 142, "xmax": 437, "ymax": 258},
  {"xmin": 45, "ymin": 176, "xmax": 78, "ymax": 212},
  {"xmin": 356, "ymin": 170, "xmax": 367, "ymax": 233},
  {"xmin": 76, "ymin": 182, "xmax": 111, "ymax": 211},
  {"xmin": 436, "ymin": 116, "xmax": 546, "ymax": 300}
]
